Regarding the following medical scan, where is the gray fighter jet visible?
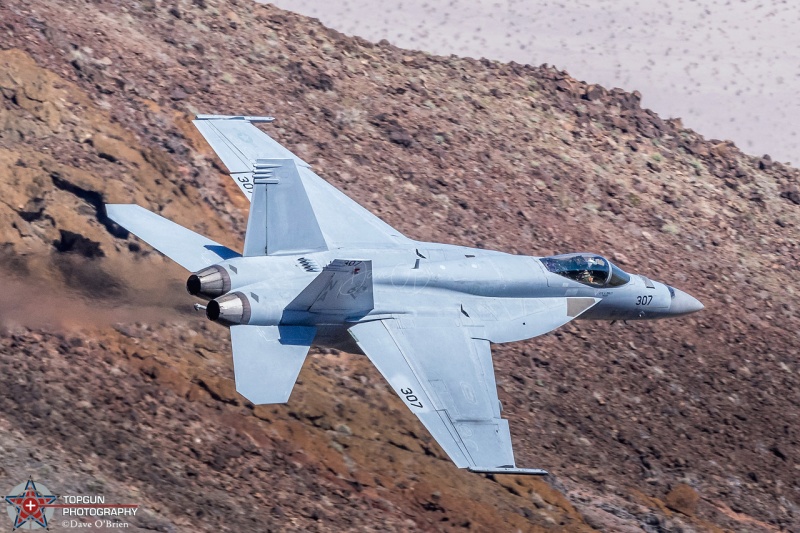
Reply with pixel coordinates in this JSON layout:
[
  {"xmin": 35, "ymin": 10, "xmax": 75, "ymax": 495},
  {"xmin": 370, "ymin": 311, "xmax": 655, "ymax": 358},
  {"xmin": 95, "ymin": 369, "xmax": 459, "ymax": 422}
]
[{"xmin": 106, "ymin": 115, "xmax": 703, "ymax": 475}]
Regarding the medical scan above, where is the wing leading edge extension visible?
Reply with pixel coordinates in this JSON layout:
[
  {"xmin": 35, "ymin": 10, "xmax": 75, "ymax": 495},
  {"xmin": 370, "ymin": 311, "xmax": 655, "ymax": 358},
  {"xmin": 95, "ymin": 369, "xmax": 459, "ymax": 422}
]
[{"xmin": 348, "ymin": 318, "xmax": 547, "ymax": 475}]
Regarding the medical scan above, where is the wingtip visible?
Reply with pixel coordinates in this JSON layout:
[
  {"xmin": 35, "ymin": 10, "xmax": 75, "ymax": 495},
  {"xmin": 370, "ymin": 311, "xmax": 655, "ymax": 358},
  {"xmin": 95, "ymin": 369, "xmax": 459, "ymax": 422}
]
[
  {"xmin": 194, "ymin": 114, "xmax": 275, "ymax": 123},
  {"xmin": 468, "ymin": 467, "xmax": 549, "ymax": 476},
  {"xmin": 104, "ymin": 203, "xmax": 132, "ymax": 218}
]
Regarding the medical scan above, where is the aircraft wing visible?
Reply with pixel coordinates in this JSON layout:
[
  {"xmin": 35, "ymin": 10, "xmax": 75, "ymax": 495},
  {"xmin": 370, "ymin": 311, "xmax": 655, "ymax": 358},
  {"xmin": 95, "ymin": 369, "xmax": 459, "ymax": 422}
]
[
  {"xmin": 193, "ymin": 115, "xmax": 411, "ymax": 249},
  {"xmin": 348, "ymin": 319, "xmax": 547, "ymax": 475}
]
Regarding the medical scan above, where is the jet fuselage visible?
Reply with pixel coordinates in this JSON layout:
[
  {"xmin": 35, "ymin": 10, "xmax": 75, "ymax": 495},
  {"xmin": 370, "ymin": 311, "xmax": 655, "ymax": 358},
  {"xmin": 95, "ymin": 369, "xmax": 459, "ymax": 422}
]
[{"xmin": 193, "ymin": 243, "xmax": 703, "ymax": 340}]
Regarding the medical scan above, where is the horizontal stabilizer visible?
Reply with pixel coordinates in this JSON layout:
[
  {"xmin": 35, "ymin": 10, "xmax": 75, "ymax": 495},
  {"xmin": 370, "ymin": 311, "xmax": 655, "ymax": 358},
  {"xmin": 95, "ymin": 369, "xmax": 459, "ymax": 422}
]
[
  {"xmin": 105, "ymin": 204, "xmax": 239, "ymax": 271},
  {"xmin": 287, "ymin": 260, "xmax": 373, "ymax": 315},
  {"xmin": 230, "ymin": 325, "xmax": 316, "ymax": 404}
]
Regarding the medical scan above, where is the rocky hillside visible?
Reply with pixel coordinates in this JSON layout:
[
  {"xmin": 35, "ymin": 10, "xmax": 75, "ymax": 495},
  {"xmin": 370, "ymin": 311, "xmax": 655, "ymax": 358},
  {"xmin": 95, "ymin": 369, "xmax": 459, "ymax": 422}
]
[{"xmin": 1, "ymin": 0, "xmax": 798, "ymax": 531}]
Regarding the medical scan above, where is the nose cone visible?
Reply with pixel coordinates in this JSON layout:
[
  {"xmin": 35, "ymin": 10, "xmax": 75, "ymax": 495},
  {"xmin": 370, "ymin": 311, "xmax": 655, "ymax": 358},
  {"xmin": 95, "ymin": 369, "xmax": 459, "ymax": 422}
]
[{"xmin": 669, "ymin": 287, "xmax": 704, "ymax": 316}]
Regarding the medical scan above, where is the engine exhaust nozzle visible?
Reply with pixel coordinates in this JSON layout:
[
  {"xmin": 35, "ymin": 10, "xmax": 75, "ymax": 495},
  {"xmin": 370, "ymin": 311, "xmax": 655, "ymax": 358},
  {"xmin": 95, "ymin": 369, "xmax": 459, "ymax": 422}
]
[
  {"xmin": 206, "ymin": 292, "xmax": 251, "ymax": 325},
  {"xmin": 187, "ymin": 265, "xmax": 231, "ymax": 298}
]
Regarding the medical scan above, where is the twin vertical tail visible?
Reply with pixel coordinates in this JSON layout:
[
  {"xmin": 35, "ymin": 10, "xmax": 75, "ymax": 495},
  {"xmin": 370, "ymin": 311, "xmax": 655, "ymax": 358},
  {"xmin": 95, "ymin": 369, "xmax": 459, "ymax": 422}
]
[
  {"xmin": 107, "ymin": 117, "xmax": 345, "ymax": 407},
  {"xmin": 242, "ymin": 158, "xmax": 328, "ymax": 257}
]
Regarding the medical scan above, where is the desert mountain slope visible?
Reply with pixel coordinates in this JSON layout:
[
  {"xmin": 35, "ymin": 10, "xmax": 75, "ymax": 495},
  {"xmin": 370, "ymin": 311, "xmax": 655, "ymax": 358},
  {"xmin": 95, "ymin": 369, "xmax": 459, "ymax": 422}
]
[{"xmin": 0, "ymin": 0, "xmax": 798, "ymax": 531}]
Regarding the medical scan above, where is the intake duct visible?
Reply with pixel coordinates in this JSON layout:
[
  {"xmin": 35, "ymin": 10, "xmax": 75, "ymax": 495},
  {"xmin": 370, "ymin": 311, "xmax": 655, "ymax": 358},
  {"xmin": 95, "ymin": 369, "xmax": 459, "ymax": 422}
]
[
  {"xmin": 187, "ymin": 265, "xmax": 231, "ymax": 298},
  {"xmin": 206, "ymin": 291, "xmax": 251, "ymax": 325}
]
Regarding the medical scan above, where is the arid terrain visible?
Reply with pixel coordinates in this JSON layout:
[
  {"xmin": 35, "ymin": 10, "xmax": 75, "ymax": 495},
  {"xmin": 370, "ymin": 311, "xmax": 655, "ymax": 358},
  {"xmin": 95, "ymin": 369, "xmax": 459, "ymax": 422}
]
[
  {"xmin": 269, "ymin": 0, "xmax": 800, "ymax": 166},
  {"xmin": 0, "ymin": 0, "xmax": 798, "ymax": 531}
]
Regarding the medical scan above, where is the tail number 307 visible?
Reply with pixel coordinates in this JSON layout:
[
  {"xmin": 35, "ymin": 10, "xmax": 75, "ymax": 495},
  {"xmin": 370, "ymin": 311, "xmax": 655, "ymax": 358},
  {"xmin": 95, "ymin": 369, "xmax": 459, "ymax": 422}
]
[
  {"xmin": 636, "ymin": 295, "xmax": 653, "ymax": 306},
  {"xmin": 400, "ymin": 388, "xmax": 424, "ymax": 408}
]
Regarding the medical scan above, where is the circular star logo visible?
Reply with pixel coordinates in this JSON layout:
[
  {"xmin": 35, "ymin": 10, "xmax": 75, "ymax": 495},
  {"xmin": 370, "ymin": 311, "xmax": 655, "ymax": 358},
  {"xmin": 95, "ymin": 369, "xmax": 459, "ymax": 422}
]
[{"xmin": 4, "ymin": 478, "xmax": 57, "ymax": 530}]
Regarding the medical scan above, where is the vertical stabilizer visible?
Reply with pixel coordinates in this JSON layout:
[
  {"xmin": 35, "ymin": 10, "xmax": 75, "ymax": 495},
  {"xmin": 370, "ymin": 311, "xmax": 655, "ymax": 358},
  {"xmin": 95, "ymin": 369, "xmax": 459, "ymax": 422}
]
[{"xmin": 242, "ymin": 158, "xmax": 328, "ymax": 256}]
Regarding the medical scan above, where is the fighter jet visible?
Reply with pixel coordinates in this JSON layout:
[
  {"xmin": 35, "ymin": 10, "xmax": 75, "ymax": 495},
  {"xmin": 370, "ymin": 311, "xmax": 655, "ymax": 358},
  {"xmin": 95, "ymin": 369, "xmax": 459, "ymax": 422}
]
[{"xmin": 106, "ymin": 115, "xmax": 703, "ymax": 475}]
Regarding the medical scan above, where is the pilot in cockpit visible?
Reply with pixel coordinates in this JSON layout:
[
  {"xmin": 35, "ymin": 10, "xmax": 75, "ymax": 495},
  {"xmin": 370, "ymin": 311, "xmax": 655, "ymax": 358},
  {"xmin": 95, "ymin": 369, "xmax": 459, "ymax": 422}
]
[
  {"xmin": 542, "ymin": 253, "xmax": 630, "ymax": 288},
  {"xmin": 568, "ymin": 256, "xmax": 593, "ymax": 284}
]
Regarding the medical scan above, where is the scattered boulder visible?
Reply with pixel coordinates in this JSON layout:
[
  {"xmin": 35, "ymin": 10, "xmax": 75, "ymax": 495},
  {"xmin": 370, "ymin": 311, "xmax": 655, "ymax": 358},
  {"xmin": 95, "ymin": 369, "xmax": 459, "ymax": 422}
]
[
  {"xmin": 780, "ymin": 189, "xmax": 800, "ymax": 205},
  {"xmin": 582, "ymin": 84, "xmax": 607, "ymax": 102},
  {"xmin": 665, "ymin": 484, "xmax": 699, "ymax": 516},
  {"xmin": 288, "ymin": 61, "xmax": 334, "ymax": 91}
]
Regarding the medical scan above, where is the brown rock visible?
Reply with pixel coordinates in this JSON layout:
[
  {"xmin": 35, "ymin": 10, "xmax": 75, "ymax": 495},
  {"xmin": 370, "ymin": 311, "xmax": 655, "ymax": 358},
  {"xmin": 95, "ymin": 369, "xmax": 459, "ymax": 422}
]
[
  {"xmin": 170, "ymin": 88, "xmax": 188, "ymax": 100},
  {"xmin": 710, "ymin": 141, "xmax": 735, "ymax": 159},
  {"xmin": 196, "ymin": 375, "xmax": 239, "ymax": 405},
  {"xmin": 582, "ymin": 84, "xmax": 606, "ymax": 102},
  {"xmin": 665, "ymin": 484, "xmax": 699, "ymax": 516},
  {"xmin": 386, "ymin": 129, "xmax": 411, "ymax": 147},
  {"xmin": 781, "ymin": 189, "xmax": 800, "ymax": 205}
]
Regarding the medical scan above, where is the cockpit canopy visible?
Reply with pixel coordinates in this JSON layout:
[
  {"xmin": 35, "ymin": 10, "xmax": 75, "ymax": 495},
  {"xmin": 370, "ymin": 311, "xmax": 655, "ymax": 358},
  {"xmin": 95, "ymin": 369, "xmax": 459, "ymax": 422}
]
[{"xmin": 540, "ymin": 253, "xmax": 631, "ymax": 288}]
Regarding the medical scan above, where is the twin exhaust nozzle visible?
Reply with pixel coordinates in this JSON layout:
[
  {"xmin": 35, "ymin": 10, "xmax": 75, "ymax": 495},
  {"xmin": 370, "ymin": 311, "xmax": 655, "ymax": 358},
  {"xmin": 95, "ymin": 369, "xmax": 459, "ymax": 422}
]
[
  {"xmin": 186, "ymin": 265, "xmax": 231, "ymax": 298},
  {"xmin": 187, "ymin": 266, "xmax": 248, "ymax": 325},
  {"xmin": 205, "ymin": 292, "xmax": 251, "ymax": 325}
]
